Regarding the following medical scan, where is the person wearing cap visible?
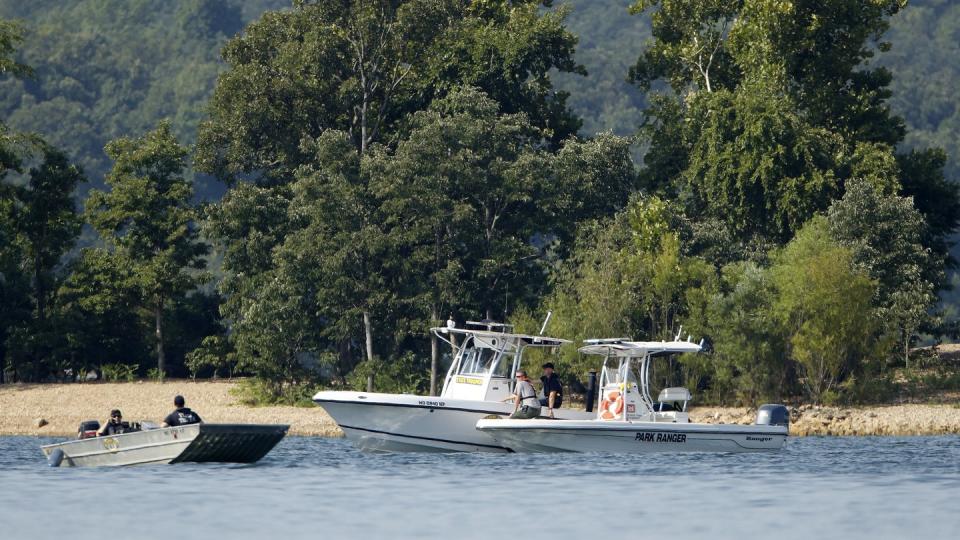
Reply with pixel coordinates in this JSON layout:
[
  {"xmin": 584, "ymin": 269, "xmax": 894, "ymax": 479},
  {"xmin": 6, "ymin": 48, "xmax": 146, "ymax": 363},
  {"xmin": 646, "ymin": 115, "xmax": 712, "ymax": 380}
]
[
  {"xmin": 161, "ymin": 395, "xmax": 202, "ymax": 427},
  {"xmin": 539, "ymin": 362, "xmax": 563, "ymax": 418},
  {"xmin": 98, "ymin": 409, "xmax": 129, "ymax": 436},
  {"xmin": 508, "ymin": 370, "xmax": 541, "ymax": 419}
]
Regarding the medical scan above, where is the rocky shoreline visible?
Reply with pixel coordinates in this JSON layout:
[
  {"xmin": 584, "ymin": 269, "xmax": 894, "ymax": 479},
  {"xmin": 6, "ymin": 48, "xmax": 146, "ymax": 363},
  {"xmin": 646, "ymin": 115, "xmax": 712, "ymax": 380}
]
[
  {"xmin": 2, "ymin": 380, "xmax": 958, "ymax": 438},
  {"xmin": 690, "ymin": 404, "xmax": 960, "ymax": 436}
]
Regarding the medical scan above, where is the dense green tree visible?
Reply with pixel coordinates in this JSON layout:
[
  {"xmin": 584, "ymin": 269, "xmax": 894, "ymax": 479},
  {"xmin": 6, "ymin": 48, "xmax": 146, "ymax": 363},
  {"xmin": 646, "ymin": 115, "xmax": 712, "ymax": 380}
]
[
  {"xmin": 371, "ymin": 87, "xmax": 635, "ymax": 390},
  {"xmin": 53, "ymin": 248, "xmax": 149, "ymax": 377},
  {"xmin": 692, "ymin": 262, "xmax": 788, "ymax": 404},
  {"xmin": 196, "ymin": 0, "xmax": 584, "ymax": 186},
  {"xmin": 526, "ymin": 195, "xmax": 713, "ymax": 381},
  {"xmin": 8, "ymin": 144, "xmax": 85, "ymax": 379},
  {"xmin": 281, "ymin": 130, "xmax": 385, "ymax": 383},
  {"xmin": 772, "ymin": 217, "xmax": 878, "ymax": 403},
  {"xmin": 0, "ymin": 174, "xmax": 29, "ymax": 382},
  {"xmin": 201, "ymin": 2, "xmax": 588, "ymax": 392},
  {"xmin": 827, "ymin": 177, "xmax": 935, "ymax": 367},
  {"xmin": 630, "ymin": 0, "xmax": 958, "ymax": 333},
  {"xmin": 86, "ymin": 122, "xmax": 208, "ymax": 379},
  {"xmin": 681, "ymin": 73, "xmax": 844, "ymax": 244},
  {"xmin": 628, "ymin": 0, "xmax": 740, "ymax": 94},
  {"xmin": 0, "ymin": 19, "xmax": 29, "ymax": 78},
  {"xmin": 1, "ymin": 23, "xmax": 87, "ymax": 382}
]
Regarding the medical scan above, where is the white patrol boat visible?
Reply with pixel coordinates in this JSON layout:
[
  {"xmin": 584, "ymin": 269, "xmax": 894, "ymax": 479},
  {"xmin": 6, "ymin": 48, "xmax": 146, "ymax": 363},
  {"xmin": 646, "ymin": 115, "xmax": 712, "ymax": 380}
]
[
  {"xmin": 476, "ymin": 333, "xmax": 789, "ymax": 453},
  {"xmin": 313, "ymin": 321, "xmax": 593, "ymax": 452}
]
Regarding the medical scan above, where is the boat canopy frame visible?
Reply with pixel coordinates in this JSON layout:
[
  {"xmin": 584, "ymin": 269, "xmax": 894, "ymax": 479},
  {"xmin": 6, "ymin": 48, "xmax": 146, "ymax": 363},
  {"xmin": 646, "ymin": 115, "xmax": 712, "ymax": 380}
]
[
  {"xmin": 579, "ymin": 331, "xmax": 703, "ymax": 419},
  {"xmin": 432, "ymin": 325, "xmax": 570, "ymax": 396}
]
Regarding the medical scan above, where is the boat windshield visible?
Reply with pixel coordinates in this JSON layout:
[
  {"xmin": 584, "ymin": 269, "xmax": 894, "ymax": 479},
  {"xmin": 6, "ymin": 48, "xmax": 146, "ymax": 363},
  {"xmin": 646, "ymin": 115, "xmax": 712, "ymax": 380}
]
[
  {"xmin": 604, "ymin": 358, "xmax": 639, "ymax": 386},
  {"xmin": 458, "ymin": 347, "xmax": 513, "ymax": 377}
]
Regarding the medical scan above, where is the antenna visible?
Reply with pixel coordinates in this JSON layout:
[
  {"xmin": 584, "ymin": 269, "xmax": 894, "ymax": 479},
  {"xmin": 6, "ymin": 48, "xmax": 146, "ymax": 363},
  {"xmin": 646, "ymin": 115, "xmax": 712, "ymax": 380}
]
[
  {"xmin": 539, "ymin": 310, "xmax": 553, "ymax": 335},
  {"xmin": 674, "ymin": 325, "xmax": 683, "ymax": 341}
]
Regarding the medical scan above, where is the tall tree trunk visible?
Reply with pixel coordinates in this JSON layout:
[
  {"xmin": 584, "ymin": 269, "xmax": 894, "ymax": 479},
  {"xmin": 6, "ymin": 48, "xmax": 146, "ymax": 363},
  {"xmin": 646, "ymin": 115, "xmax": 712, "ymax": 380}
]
[
  {"xmin": 364, "ymin": 311, "xmax": 374, "ymax": 392},
  {"xmin": 904, "ymin": 333, "xmax": 910, "ymax": 370},
  {"xmin": 155, "ymin": 303, "xmax": 166, "ymax": 381},
  {"xmin": 430, "ymin": 309, "xmax": 439, "ymax": 396},
  {"xmin": 32, "ymin": 256, "xmax": 45, "ymax": 381}
]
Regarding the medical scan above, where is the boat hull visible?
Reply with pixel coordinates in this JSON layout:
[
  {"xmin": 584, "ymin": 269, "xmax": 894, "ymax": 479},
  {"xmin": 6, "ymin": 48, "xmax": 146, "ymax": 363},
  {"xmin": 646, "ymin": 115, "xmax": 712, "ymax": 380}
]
[
  {"xmin": 313, "ymin": 391, "xmax": 593, "ymax": 453},
  {"xmin": 475, "ymin": 419, "xmax": 787, "ymax": 453},
  {"xmin": 40, "ymin": 424, "xmax": 289, "ymax": 467}
]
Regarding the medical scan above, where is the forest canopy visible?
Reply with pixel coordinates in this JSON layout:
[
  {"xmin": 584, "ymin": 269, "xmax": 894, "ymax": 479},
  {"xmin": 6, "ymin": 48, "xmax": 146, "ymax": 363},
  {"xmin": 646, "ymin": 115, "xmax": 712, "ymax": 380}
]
[{"xmin": 1, "ymin": 0, "xmax": 959, "ymax": 405}]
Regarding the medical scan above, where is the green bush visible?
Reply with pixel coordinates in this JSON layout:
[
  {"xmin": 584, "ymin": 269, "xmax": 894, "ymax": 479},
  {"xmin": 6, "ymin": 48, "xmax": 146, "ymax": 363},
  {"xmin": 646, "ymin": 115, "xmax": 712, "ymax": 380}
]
[
  {"xmin": 837, "ymin": 373, "xmax": 898, "ymax": 404},
  {"xmin": 347, "ymin": 352, "xmax": 430, "ymax": 395},
  {"xmin": 230, "ymin": 377, "xmax": 319, "ymax": 407},
  {"xmin": 101, "ymin": 363, "xmax": 138, "ymax": 382},
  {"xmin": 186, "ymin": 335, "xmax": 237, "ymax": 379}
]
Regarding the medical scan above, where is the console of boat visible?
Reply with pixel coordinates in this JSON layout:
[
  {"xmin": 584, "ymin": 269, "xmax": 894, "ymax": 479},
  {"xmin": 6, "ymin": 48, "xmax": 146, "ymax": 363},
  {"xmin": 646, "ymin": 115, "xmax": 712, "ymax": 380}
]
[
  {"xmin": 476, "ymin": 333, "xmax": 789, "ymax": 453},
  {"xmin": 41, "ymin": 423, "xmax": 290, "ymax": 467},
  {"xmin": 313, "ymin": 321, "xmax": 593, "ymax": 452}
]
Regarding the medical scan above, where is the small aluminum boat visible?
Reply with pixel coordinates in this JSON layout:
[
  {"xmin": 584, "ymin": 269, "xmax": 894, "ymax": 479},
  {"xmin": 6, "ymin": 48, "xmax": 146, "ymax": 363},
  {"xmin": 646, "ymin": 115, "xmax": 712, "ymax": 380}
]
[{"xmin": 40, "ymin": 423, "xmax": 290, "ymax": 467}]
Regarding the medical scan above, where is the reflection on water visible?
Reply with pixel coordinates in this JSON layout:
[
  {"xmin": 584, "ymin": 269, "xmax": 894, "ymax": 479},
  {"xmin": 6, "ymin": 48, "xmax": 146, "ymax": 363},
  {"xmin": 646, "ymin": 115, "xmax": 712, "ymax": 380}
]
[{"xmin": 1, "ymin": 435, "xmax": 958, "ymax": 539}]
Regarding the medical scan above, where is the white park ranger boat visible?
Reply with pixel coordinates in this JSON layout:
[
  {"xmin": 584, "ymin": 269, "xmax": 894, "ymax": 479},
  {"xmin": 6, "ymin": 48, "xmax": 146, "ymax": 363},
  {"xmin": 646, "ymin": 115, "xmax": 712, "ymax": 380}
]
[
  {"xmin": 476, "ymin": 335, "xmax": 789, "ymax": 453},
  {"xmin": 313, "ymin": 321, "xmax": 593, "ymax": 452}
]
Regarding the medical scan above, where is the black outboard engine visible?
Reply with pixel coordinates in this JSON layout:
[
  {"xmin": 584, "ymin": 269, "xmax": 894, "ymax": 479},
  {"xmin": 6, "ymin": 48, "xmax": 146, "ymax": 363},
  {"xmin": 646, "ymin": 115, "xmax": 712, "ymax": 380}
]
[
  {"xmin": 755, "ymin": 404, "xmax": 789, "ymax": 427},
  {"xmin": 77, "ymin": 420, "xmax": 100, "ymax": 439}
]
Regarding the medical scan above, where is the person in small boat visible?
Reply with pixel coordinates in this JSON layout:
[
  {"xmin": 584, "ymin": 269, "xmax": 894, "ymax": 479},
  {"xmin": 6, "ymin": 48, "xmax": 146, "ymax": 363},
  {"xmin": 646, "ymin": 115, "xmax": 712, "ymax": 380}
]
[
  {"xmin": 509, "ymin": 370, "xmax": 541, "ymax": 419},
  {"xmin": 98, "ymin": 409, "xmax": 129, "ymax": 436},
  {"xmin": 539, "ymin": 362, "xmax": 563, "ymax": 418},
  {"xmin": 161, "ymin": 395, "xmax": 202, "ymax": 427}
]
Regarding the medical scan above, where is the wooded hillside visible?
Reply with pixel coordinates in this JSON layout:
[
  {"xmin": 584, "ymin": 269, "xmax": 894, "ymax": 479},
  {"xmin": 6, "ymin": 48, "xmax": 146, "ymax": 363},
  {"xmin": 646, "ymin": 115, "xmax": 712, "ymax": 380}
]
[{"xmin": 2, "ymin": 0, "xmax": 959, "ymax": 406}]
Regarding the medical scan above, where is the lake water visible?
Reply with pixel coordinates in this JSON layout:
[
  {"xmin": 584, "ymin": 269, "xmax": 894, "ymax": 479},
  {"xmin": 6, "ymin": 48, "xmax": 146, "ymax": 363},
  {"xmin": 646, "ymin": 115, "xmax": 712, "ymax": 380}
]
[{"xmin": 1, "ymin": 435, "xmax": 958, "ymax": 539}]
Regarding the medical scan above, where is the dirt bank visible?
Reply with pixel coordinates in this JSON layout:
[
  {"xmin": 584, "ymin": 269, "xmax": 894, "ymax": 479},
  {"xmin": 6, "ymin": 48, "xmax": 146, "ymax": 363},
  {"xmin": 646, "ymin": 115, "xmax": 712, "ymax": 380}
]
[{"xmin": 2, "ymin": 381, "xmax": 958, "ymax": 438}]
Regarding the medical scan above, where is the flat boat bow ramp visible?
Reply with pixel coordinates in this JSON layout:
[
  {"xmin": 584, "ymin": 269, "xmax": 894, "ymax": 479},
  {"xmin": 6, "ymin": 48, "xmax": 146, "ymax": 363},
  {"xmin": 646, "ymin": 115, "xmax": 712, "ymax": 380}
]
[{"xmin": 170, "ymin": 424, "xmax": 289, "ymax": 464}]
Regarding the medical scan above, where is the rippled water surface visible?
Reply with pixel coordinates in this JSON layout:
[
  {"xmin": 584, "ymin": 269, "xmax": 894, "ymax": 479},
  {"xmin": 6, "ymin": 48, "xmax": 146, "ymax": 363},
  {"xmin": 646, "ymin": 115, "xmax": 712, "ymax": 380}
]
[{"xmin": 1, "ymin": 435, "xmax": 958, "ymax": 539}]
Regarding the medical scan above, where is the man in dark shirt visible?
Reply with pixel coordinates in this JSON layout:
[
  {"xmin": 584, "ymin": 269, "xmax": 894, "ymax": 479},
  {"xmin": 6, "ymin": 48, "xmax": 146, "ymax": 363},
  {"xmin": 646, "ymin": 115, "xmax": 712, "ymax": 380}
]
[
  {"xmin": 98, "ymin": 409, "xmax": 128, "ymax": 436},
  {"xmin": 161, "ymin": 395, "xmax": 202, "ymax": 427},
  {"xmin": 539, "ymin": 362, "xmax": 563, "ymax": 418}
]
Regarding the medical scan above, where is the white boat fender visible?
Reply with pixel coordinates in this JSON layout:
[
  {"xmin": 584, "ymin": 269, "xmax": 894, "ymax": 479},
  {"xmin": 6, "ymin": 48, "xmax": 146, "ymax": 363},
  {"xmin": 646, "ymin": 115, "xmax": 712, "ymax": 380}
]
[{"xmin": 47, "ymin": 448, "xmax": 65, "ymax": 467}]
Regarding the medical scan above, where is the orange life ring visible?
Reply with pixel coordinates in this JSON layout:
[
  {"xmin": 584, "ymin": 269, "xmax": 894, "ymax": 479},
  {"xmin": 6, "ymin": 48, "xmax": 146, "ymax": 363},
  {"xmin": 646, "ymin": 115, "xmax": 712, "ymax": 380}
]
[{"xmin": 599, "ymin": 391, "xmax": 624, "ymax": 420}]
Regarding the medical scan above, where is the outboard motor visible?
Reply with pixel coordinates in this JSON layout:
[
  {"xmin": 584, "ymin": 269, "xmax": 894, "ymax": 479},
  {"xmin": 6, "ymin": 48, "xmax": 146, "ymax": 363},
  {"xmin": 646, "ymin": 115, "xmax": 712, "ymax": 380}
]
[
  {"xmin": 755, "ymin": 404, "xmax": 789, "ymax": 427},
  {"xmin": 77, "ymin": 420, "xmax": 100, "ymax": 439}
]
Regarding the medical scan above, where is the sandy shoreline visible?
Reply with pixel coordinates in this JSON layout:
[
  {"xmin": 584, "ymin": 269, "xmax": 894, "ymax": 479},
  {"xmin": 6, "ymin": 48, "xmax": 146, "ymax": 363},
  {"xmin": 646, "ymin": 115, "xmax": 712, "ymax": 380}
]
[
  {"xmin": 0, "ymin": 380, "xmax": 342, "ymax": 437},
  {"xmin": 1, "ymin": 380, "xmax": 958, "ymax": 438}
]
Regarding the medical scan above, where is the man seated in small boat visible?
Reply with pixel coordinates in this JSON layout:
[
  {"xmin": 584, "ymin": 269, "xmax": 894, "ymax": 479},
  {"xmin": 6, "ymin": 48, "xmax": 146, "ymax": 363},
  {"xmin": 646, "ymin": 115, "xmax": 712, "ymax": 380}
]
[
  {"xmin": 98, "ymin": 409, "xmax": 130, "ymax": 436},
  {"xmin": 538, "ymin": 362, "xmax": 563, "ymax": 418},
  {"xmin": 508, "ymin": 370, "xmax": 541, "ymax": 419},
  {"xmin": 161, "ymin": 395, "xmax": 203, "ymax": 427}
]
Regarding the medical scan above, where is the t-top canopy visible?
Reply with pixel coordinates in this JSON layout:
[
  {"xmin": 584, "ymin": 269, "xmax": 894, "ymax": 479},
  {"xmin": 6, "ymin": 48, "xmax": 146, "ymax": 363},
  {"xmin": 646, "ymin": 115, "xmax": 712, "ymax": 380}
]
[
  {"xmin": 431, "ymin": 326, "xmax": 570, "ymax": 348},
  {"xmin": 579, "ymin": 339, "xmax": 703, "ymax": 357}
]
